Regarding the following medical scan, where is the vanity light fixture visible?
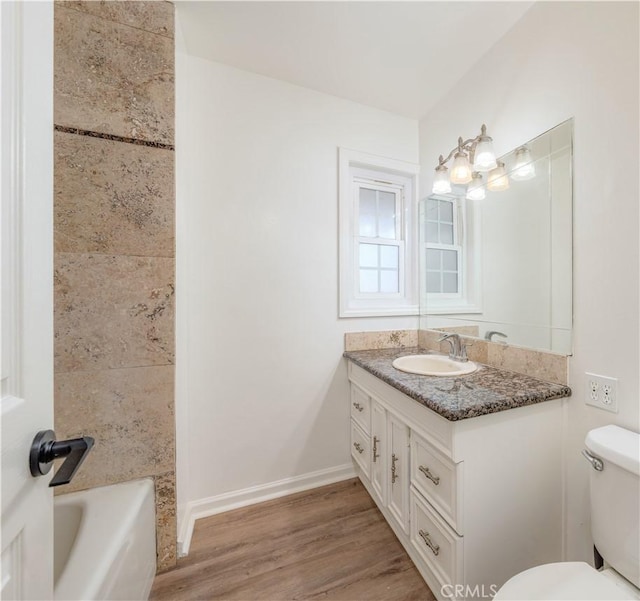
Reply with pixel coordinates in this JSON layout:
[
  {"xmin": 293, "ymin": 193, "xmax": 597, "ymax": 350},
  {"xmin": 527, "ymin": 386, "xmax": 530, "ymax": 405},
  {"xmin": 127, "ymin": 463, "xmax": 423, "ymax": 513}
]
[
  {"xmin": 432, "ymin": 164, "xmax": 452, "ymax": 194},
  {"xmin": 511, "ymin": 145, "xmax": 536, "ymax": 181},
  {"xmin": 432, "ymin": 124, "xmax": 497, "ymax": 194},
  {"xmin": 487, "ymin": 161, "xmax": 510, "ymax": 191},
  {"xmin": 466, "ymin": 172, "xmax": 486, "ymax": 200}
]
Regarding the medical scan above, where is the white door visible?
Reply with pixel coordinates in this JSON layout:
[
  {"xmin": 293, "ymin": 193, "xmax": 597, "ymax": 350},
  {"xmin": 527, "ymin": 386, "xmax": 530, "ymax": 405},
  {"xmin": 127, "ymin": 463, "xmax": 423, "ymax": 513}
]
[{"xmin": 1, "ymin": 2, "xmax": 55, "ymax": 599}]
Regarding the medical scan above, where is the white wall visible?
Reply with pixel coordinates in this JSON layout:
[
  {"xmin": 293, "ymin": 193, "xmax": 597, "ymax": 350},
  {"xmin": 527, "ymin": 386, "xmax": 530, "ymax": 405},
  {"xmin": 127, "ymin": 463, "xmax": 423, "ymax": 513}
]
[
  {"xmin": 419, "ymin": 1, "xmax": 639, "ymax": 562},
  {"xmin": 175, "ymin": 32, "xmax": 419, "ymax": 533}
]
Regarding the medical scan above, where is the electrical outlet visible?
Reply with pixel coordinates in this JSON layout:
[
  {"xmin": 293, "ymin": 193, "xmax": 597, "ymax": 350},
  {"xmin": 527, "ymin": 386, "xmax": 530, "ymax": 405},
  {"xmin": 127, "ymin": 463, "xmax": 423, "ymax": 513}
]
[{"xmin": 585, "ymin": 372, "xmax": 618, "ymax": 413}]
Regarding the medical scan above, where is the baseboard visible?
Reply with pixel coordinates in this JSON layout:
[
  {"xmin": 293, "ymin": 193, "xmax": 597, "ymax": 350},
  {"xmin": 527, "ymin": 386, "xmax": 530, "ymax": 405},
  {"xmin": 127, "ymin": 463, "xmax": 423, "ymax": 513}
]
[{"xmin": 177, "ymin": 463, "xmax": 356, "ymax": 556}]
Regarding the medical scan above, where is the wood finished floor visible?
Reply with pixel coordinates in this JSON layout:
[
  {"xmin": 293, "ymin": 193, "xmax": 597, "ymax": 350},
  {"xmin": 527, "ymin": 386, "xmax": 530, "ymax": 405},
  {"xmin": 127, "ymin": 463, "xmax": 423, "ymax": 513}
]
[{"xmin": 150, "ymin": 479, "xmax": 435, "ymax": 601}]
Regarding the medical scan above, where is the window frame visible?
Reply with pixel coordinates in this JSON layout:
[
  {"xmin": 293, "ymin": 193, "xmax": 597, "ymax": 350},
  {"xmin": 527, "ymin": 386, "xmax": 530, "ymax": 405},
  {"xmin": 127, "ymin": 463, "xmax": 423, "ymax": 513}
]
[
  {"xmin": 339, "ymin": 148, "xmax": 419, "ymax": 318},
  {"xmin": 422, "ymin": 194, "xmax": 483, "ymax": 314}
]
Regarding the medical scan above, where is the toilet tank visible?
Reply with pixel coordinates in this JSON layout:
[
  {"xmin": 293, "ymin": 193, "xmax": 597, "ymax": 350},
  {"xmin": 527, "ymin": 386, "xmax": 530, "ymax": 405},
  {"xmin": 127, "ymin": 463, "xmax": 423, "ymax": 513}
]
[{"xmin": 585, "ymin": 425, "xmax": 640, "ymax": 588}]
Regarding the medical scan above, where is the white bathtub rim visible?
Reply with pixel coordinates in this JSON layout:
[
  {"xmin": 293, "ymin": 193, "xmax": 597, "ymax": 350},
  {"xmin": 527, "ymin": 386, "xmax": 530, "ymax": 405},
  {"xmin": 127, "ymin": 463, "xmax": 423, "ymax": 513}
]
[{"xmin": 54, "ymin": 478, "xmax": 155, "ymax": 601}]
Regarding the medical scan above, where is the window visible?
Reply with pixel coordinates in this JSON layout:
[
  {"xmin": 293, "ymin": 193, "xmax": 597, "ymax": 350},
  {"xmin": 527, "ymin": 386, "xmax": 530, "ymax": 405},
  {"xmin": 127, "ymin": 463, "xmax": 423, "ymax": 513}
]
[
  {"xmin": 422, "ymin": 194, "xmax": 482, "ymax": 314},
  {"xmin": 425, "ymin": 197, "xmax": 461, "ymax": 296},
  {"xmin": 339, "ymin": 149, "xmax": 419, "ymax": 317}
]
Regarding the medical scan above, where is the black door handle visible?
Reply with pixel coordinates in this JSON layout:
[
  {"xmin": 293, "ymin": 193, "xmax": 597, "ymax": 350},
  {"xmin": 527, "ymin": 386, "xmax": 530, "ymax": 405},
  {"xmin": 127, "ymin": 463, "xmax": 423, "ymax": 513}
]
[{"xmin": 29, "ymin": 430, "xmax": 95, "ymax": 487}]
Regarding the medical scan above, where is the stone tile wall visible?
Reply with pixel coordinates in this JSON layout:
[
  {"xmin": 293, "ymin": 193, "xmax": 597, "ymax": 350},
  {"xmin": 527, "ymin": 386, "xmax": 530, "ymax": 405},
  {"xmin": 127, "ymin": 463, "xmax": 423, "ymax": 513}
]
[{"xmin": 53, "ymin": 0, "xmax": 176, "ymax": 571}]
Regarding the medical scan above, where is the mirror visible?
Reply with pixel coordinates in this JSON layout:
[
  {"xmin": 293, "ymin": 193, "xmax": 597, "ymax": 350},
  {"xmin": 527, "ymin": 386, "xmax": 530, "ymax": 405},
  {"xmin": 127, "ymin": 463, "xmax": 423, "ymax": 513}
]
[{"xmin": 419, "ymin": 120, "xmax": 573, "ymax": 354}]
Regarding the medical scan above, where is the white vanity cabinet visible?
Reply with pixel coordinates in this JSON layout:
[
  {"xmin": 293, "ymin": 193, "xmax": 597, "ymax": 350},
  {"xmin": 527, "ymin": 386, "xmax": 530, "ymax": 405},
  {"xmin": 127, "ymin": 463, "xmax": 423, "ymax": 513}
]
[{"xmin": 347, "ymin": 362, "xmax": 564, "ymax": 601}]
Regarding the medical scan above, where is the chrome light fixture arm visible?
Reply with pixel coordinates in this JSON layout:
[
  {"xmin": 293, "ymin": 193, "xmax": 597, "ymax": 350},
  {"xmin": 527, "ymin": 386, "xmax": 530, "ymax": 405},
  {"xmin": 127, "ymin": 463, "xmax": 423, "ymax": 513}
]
[{"xmin": 435, "ymin": 124, "xmax": 489, "ymax": 169}]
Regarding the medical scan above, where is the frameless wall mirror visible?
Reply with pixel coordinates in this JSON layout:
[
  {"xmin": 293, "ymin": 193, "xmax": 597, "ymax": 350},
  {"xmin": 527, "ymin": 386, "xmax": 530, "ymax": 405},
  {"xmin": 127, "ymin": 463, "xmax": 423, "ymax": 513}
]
[{"xmin": 419, "ymin": 119, "xmax": 573, "ymax": 355}]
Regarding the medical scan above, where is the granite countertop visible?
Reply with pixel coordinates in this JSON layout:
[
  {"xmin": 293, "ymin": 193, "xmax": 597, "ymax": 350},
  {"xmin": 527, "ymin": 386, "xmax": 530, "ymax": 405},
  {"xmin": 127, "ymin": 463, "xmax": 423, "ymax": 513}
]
[{"xmin": 344, "ymin": 347, "xmax": 571, "ymax": 421}]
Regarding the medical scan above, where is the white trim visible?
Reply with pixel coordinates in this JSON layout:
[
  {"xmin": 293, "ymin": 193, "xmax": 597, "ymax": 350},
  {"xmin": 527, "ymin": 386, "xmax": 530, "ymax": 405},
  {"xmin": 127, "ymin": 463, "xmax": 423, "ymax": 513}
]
[
  {"xmin": 177, "ymin": 463, "xmax": 357, "ymax": 557},
  {"xmin": 339, "ymin": 148, "xmax": 420, "ymax": 318}
]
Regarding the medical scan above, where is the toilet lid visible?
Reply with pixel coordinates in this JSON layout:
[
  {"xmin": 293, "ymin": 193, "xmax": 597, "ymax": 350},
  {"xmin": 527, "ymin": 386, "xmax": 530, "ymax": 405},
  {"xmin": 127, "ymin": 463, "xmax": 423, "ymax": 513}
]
[{"xmin": 494, "ymin": 562, "xmax": 639, "ymax": 600}]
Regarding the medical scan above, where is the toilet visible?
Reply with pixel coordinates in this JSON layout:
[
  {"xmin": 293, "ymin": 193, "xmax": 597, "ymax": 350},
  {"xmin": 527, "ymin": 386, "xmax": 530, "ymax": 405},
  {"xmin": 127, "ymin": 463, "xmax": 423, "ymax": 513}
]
[{"xmin": 495, "ymin": 425, "xmax": 640, "ymax": 600}]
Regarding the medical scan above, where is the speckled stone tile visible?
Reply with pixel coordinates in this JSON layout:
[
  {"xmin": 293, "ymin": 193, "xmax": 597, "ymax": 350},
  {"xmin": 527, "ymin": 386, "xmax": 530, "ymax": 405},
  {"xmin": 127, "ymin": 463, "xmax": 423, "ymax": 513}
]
[
  {"xmin": 54, "ymin": 5, "xmax": 174, "ymax": 145},
  {"xmin": 55, "ymin": 131, "xmax": 174, "ymax": 257},
  {"xmin": 487, "ymin": 343, "xmax": 568, "ymax": 386},
  {"xmin": 54, "ymin": 365, "xmax": 175, "ymax": 490},
  {"xmin": 418, "ymin": 329, "xmax": 489, "ymax": 364},
  {"xmin": 55, "ymin": 253, "xmax": 175, "ymax": 372},
  {"xmin": 344, "ymin": 348, "xmax": 571, "ymax": 421},
  {"xmin": 344, "ymin": 330, "xmax": 418, "ymax": 352},
  {"xmin": 154, "ymin": 471, "xmax": 177, "ymax": 572},
  {"xmin": 58, "ymin": 0, "xmax": 174, "ymax": 38}
]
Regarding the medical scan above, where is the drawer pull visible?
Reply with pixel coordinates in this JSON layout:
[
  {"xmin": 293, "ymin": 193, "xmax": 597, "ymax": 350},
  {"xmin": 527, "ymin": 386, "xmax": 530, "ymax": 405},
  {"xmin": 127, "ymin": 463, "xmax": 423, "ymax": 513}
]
[
  {"xmin": 419, "ymin": 529, "xmax": 440, "ymax": 556},
  {"xmin": 391, "ymin": 453, "xmax": 398, "ymax": 483},
  {"xmin": 353, "ymin": 442, "xmax": 364, "ymax": 454},
  {"xmin": 419, "ymin": 465, "xmax": 440, "ymax": 486},
  {"xmin": 352, "ymin": 402, "xmax": 364, "ymax": 412},
  {"xmin": 373, "ymin": 436, "xmax": 380, "ymax": 462}
]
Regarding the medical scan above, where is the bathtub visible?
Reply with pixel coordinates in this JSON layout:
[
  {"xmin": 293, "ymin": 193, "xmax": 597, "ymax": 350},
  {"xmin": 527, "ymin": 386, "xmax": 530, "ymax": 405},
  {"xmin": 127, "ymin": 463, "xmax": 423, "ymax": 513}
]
[{"xmin": 54, "ymin": 479, "xmax": 157, "ymax": 601}]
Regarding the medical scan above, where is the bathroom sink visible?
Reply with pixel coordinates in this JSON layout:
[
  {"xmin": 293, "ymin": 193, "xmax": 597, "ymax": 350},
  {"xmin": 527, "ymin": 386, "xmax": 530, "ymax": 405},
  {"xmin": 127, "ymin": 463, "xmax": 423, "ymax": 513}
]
[{"xmin": 392, "ymin": 354, "xmax": 477, "ymax": 377}]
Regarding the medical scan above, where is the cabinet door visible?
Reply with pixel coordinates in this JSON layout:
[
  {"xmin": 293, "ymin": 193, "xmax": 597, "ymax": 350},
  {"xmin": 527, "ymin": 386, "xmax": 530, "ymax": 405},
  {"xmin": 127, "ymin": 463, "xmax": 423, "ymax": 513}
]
[
  {"xmin": 370, "ymin": 400, "xmax": 387, "ymax": 505},
  {"xmin": 388, "ymin": 413, "xmax": 410, "ymax": 534}
]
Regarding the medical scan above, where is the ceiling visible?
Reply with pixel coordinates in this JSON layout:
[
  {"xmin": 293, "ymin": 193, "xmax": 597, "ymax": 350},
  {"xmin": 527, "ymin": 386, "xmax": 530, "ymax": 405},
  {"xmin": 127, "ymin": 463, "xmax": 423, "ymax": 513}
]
[{"xmin": 177, "ymin": 2, "xmax": 534, "ymax": 120}]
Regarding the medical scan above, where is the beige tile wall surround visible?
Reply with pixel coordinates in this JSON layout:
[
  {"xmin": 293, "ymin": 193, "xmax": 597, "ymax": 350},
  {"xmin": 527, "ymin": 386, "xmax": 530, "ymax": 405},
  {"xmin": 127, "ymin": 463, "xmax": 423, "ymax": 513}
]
[
  {"xmin": 54, "ymin": 0, "xmax": 176, "ymax": 571},
  {"xmin": 54, "ymin": 366, "xmax": 175, "ymax": 488},
  {"xmin": 54, "ymin": 131, "xmax": 175, "ymax": 256},
  {"xmin": 54, "ymin": 253, "xmax": 175, "ymax": 372},
  {"xmin": 59, "ymin": 0, "xmax": 174, "ymax": 39},
  {"xmin": 344, "ymin": 330, "xmax": 418, "ymax": 351},
  {"xmin": 419, "ymin": 329, "xmax": 568, "ymax": 385},
  {"xmin": 54, "ymin": 5, "xmax": 174, "ymax": 146}
]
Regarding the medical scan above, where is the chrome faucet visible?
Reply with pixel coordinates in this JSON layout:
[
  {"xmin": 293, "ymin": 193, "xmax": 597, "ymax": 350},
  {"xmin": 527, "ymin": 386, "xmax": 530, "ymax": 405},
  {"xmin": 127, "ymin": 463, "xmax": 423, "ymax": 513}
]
[
  {"xmin": 438, "ymin": 333, "xmax": 469, "ymax": 362},
  {"xmin": 485, "ymin": 330, "xmax": 507, "ymax": 342}
]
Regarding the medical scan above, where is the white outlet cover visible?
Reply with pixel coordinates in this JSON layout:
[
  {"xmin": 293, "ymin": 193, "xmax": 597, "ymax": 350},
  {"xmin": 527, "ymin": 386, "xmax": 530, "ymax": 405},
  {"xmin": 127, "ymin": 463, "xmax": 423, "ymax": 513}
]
[{"xmin": 585, "ymin": 372, "xmax": 618, "ymax": 413}]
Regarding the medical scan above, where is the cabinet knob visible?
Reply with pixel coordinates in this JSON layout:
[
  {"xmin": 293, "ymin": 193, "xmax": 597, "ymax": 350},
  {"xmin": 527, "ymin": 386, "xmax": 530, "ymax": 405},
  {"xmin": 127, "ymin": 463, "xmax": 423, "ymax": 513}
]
[
  {"xmin": 353, "ymin": 442, "xmax": 364, "ymax": 454},
  {"xmin": 352, "ymin": 402, "xmax": 364, "ymax": 412}
]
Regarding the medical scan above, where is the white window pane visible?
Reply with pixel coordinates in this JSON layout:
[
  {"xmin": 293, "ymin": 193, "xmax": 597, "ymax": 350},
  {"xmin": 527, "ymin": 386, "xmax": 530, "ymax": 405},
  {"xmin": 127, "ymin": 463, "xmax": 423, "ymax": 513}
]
[
  {"xmin": 359, "ymin": 188, "xmax": 377, "ymax": 214},
  {"xmin": 378, "ymin": 192, "xmax": 396, "ymax": 239},
  {"xmin": 439, "ymin": 200, "xmax": 454, "ymax": 223},
  {"xmin": 380, "ymin": 270, "xmax": 399, "ymax": 294},
  {"xmin": 359, "ymin": 213, "xmax": 376, "ymax": 237},
  {"xmin": 380, "ymin": 245, "xmax": 399, "ymax": 269},
  {"xmin": 426, "ymin": 271, "xmax": 441, "ymax": 293},
  {"xmin": 443, "ymin": 272, "xmax": 459, "ymax": 293},
  {"xmin": 426, "ymin": 221, "xmax": 439, "ymax": 243},
  {"xmin": 442, "ymin": 249, "xmax": 458, "ymax": 271},
  {"xmin": 426, "ymin": 249, "xmax": 440, "ymax": 270},
  {"xmin": 426, "ymin": 199, "xmax": 438, "ymax": 220},
  {"xmin": 439, "ymin": 223, "xmax": 454, "ymax": 245},
  {"xmin": 360, "ymin": 269, "xmax": 379, "ymax": 293},
  {"xmin": 359, "ymin": 243, "xmax": 378, "ymax": 268}
]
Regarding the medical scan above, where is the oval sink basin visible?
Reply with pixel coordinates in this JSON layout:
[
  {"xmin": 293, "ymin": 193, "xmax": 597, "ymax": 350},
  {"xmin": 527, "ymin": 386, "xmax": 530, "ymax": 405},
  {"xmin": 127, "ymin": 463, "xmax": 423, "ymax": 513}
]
[{"xmin": 392, "ymin": 354, "xmax": 477, "ymax": 377}]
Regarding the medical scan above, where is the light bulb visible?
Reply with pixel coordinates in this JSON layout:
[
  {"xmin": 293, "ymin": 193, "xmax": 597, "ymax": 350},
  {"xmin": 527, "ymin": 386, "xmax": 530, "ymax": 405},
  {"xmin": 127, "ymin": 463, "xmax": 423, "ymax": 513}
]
[
  {"xmin": 432, "ymin": 164, "xmax": 452, "ymax": 194},
  {"xmin": 511, "ymin": 146, "xmax": 536, "ymax": 181},
  {"xmin": 466, "ymin": 172, "xmax": 485, "ymax": 201},
  {"xmin": 450, "ymin": 151, "xmax": 472, "ymax": 184},
  {"xmin": 487, "ymin": 161, "xmax": 509, "ymax": 191},
  {"xmin": 473, "ymin": 134, "xmax": 497, "ymax": 172}
]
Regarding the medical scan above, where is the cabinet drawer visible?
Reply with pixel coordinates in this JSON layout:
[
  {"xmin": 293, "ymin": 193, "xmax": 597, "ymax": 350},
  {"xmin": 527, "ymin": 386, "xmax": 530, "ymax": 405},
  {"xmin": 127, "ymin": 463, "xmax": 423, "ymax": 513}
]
[
  {"xmin": 350, "ymin": 385, "xmax": 371, "ymax": 434},
  {"xmin": 351, "ymin": 420, "xmax": 370, "ymax": 478},
  {"xmin": 410, "ymin": 487, "xmax": 463, "ymax": 588},
  {"xmin": 411, "ymin": 431, "xmax": 463, "ymax": 534}
]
